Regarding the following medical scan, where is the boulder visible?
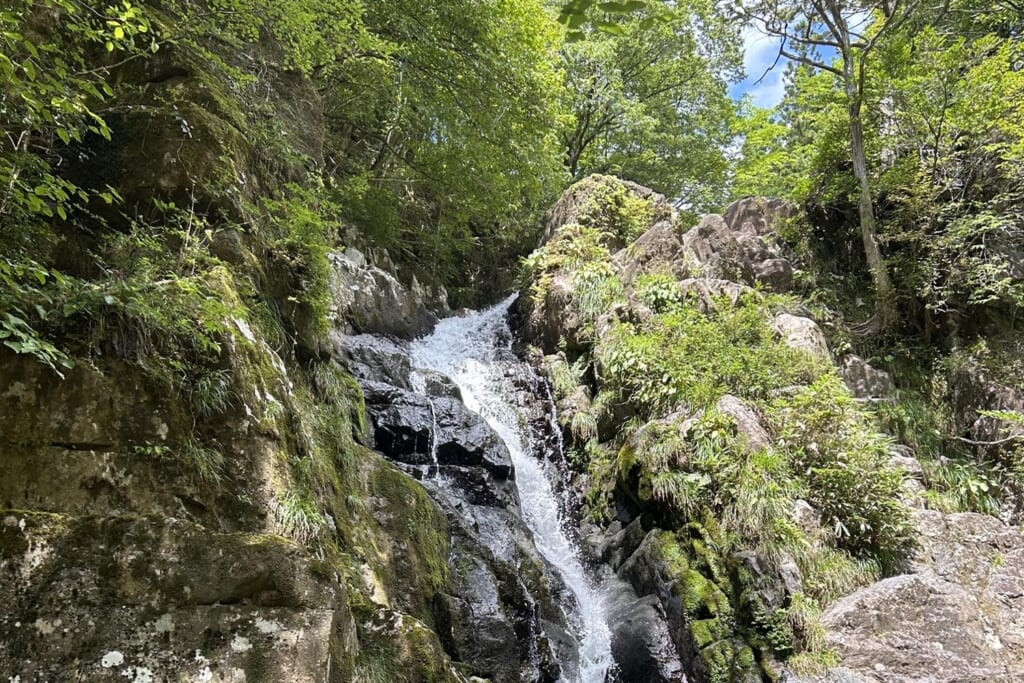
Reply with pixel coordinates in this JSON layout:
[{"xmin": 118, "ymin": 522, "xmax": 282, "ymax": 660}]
[
  {"xmin": 773, "ymin": 314, "xmax": 830, "ymax": 364},
  {"xmin": 722, "ymin": 197, "xmax": 797, "ymax": 238},
  {"xmin": 797, "ymin": 510, "xmax": 1024, "ymax": 683},
  {"xmin": 332, "ymin": 332, "xmax": 413, "ymax": 388},
  {"xmin": 839, "ymin": 355, "xmax": 896, "ymax": 400},
  {"xmin": 606, "ymin": 584, "xmax": 687, "ymax": 683},
  {"xmin": 680, "ymin": 209, "xmax": 794, "ymax": 292},
  {"xmin": 539, "ymin": 174, "xmax": 673, "ymax": 249},
  {"xmin": 715, "ymin": 395, "xmax": 771, "ymax": 453},
  {"xmin": 328, "ymin": 248, "xmax": 443, "ymax": 339},
  {"xmin": 613, "ymin": 220, "xmax": 689, "ymax": 286}
]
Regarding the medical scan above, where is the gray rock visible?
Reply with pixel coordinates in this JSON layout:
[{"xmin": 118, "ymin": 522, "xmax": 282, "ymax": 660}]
[
  {"xmin": 613, "ymin": 220, "xmax": 689, "ymax": 286},
  {"xmin": 773, "ymin": 313, "xmax": 830, "ymax": 363},
  {"xmin": 716, "ymin": 395, "xmax": 770, "ymax": 452},
  {"xmin": 539, "ymin": 174, "xmax": 673, "ymax": 249},
  {"xmin": 328, "ymin": 249, "xmax": 443, "ymax": 339},
  {"xmin": 839, "ymin": 355, "xmax": 896, "ymax": 399},
  {"xmin": 679, "ymin": 206, "xmax": 795, "ymax": 292},
  {"xmin": 800, "ymin": 509, "xmax": 1024, "ymax": 682}
]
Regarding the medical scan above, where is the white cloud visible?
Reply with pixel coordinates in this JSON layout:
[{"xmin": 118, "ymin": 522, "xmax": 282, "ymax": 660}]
[{"xmin": 730, "ymin": 25, "xmax": 788, "ymax": 109}]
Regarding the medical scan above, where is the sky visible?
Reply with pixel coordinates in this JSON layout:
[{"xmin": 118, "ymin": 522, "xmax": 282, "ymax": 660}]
[{"xmin": 729, "ymin": 26, "xmax": 788, "ymax": 109}]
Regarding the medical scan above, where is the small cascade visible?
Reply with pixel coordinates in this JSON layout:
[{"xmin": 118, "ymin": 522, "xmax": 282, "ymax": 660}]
[{"xmin": 410, "ymin": 295, "xmax": 616, "ymax": 682}]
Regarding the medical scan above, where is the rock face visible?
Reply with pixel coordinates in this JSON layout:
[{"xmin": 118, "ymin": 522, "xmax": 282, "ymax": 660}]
[
  {"xmin": 329, "ymin": 248, "xmax": 446, "ymax": 339},
  {"xmin": 679, "ymin": 198, "xmax": 797, "ymax": 292},
  {"xmin": 797, "ymin": 510, "xmax": 1024, "ymax": 683}
]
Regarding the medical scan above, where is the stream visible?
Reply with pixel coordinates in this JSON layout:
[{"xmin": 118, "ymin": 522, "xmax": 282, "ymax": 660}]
[{"xmin": 409, "ymin": 295, "xmax": 617, "ymax": 682}]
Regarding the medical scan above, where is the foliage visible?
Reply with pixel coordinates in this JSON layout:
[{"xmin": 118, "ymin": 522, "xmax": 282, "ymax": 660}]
[
  {"xmin": 559, "ymin": 0, "xmax": 740, "ymax": 214},
  {"xmin": 596, "ymin": 293, "xmax": 823, "ymax": 417},
  {"xmin": 1, "ymin": 0, "xmax": 153, "ymax": 371},
  {"xmin": 770, "ymin": 375, "xmax": 915, "ymax": 569}
]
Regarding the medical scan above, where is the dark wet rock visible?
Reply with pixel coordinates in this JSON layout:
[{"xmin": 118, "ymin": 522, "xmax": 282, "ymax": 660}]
[
  {"xmin": 332, "ymin": 332, "xmax": 413, "ymax": 388},
  {"xmin": 839, "ymin": 355, "xmax": 896, "ymax": 399},
  {"xmin": 433, "ymin": 398, "xmax": 514, "ymax": 480},
  {"xmin": 607, "ymin": 585, "xmax": 686, "ymax": 683},
  {"xmin": 362, "ymin": 381, "xmax": 435, "ymax": 464}
]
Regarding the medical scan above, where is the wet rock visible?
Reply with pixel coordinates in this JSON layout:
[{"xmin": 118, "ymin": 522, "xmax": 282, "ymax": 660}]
[
  {"xmin": 773, "ymin": 313, "xmax": 830, "ymax": 364},
  {"xmin": 328, "ymin": 248, "xmax": 442, "ymax": 339},
  {"xmin": 839, "ymin": 355, "xmax": 896, "ymax": 399},
  {"xmin": 433, "ymin": 397, "xmax": 514, "ymax": 479},
  {"xmin": 362, "ymin": 381, "xmax": 435, "ymax": 464},
  {"xmin": 606, "ymin": 585, "xmax": 686, "ymax": 683},
  {"xmin": 332, "ymin": 332, "xmax": 413, "ymax": 388}
]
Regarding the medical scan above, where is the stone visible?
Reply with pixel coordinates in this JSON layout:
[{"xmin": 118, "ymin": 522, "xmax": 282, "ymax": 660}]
[
  {"xmin": 539, "ymin": 174, "xmax": 673, "ymax": 249},
  {"xmin": 606, "ymin": 585, "xmax": 687, "ymax": 683},
  {"xmin": 679, "ymin": 207, "xmax": 795, "ymax": 292},
  {"xmin": 328, "ymin": 249, "xmax": 442, "ymax": 339},
  {"xmin": 839, "ymin": 355, "xmax": 896, "ymax": 399},
  {"xmin": 773, "ymin": 313, "xmax": 831, "ymax": 364},
  {"xmin": 715, "ymin": 395, "xmax": 771, "ymax": 452},
  {"xmin": 332, "ymin": 332, "xmax": 413, "ymax": 388},
  {"xmin": 613, "ymin": 220, "xmax": 689, "ymax": 286},
  {"xmin": 796, "ymin": 509, "xmax": 1024, "ymax": 683}
]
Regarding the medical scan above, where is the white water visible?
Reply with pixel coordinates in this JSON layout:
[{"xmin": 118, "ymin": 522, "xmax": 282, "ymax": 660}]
[{"xmin": 410, "ymin": 294, "xmax": 615, "ymax": 682}]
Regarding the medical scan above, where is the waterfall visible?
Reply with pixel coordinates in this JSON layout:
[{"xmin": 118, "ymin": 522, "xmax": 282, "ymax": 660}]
[{"xmin": 410, "ymin": 294, "xmax": 616, "ymax": 682}]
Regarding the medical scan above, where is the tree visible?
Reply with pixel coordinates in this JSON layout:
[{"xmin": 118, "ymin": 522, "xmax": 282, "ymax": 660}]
[
  {"xmin": 560, "ymin": 0, "xmax": 741, "ymax": 213},
  {"xmin": 732, "ymin": 0, "xmax": 930, "ymax": 330}
]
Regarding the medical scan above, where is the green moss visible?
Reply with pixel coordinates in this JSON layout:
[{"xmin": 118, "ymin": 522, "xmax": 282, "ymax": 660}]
[{"xmin": 574, "ymin": 174, "xmax": 656, "ymax": 243}]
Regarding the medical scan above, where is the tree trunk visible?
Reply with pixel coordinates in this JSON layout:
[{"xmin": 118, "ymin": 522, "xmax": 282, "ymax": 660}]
[{"xmin": 845, "ymin": 66, "xmax": 896, "ymax": 330}]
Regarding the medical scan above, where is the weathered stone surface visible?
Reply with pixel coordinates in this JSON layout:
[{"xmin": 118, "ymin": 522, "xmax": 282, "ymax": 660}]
[
  {"xmin": 796, "ymin": 510, "xmax": 1024, "ymax": 683},
  {"xmin": 723, "ymin": 197, "xmax": 797, "ymax": 238},
  {"xmin": 539, "ymin": 174, "xmax": 673, "ymax": 248},
  {"xmin": 0, "ymin": 513, "xmax": 355, "ymax": 682},
  {"xmin": 773, "ymin": 313, "xmax": 830, "ymax": 363},
  {"xmin": 839, "ymin": 355, "xmax": 896, "ymax": 399},
  {"xmin": 613, "ymin": 220, "xmax": 690, "ymax": 286},
  {"xmin": 677, "ymin": 278, "xmax": 754, "ymax": 313},
  {"xmin": 332, "ymin": 332, "xmax": 413, "ymax": 389},
  {"xmin": 328, "ymin": 248, "xmax": 443, "ymax": 339},
  {"xmin": 716, "ymin": 395, "xmax": 770, "ymax": 452},
  {"xmin": 680, "ymin": 205, "xmax": 795, "ymax": 292},
  {"xmin": 949, "ymin": 359, "xmax": 1024, "ymax": 453}
]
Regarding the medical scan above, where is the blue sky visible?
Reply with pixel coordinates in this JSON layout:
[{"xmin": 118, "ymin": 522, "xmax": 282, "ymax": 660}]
[{"xmin": 729, "ymin": 26, "xmax": 788, "ymax": 109}]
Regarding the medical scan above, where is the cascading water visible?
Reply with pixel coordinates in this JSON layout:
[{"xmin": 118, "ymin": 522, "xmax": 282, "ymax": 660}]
[{"xmin": 410, "ymin": 294, "xmax": 616, "ymax": 682}]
